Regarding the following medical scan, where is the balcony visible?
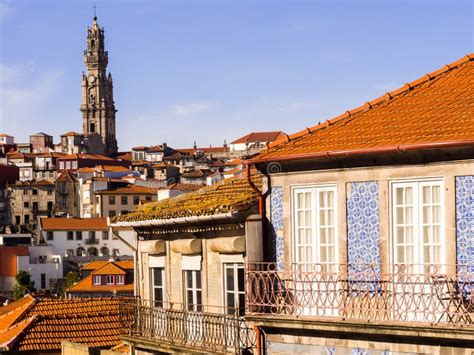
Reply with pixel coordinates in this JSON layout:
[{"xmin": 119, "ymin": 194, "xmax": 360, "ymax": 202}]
[
  {"xmin": 246, "ymin": 263, "xmax": 474, "ymax": 328},
  {"xmin": 85, "ymin": 238, "xmax": 99, "ymax": 245},
  {"xmin": 118, "ymin": 299, "xmax": 256, "ymax": 354}
]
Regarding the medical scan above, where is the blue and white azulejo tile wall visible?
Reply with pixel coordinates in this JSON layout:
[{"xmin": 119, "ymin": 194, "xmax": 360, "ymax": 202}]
[
  {"xmin": 455, "ymin": 175, "xmax": 474, "ymax": 267},
  {"xmin": 347, "ymin": 181, "xmax": 381, "ymax": 272},
  {"xmin": 270, "ymin": 186, "xmax": 284, "ymax": 270}
]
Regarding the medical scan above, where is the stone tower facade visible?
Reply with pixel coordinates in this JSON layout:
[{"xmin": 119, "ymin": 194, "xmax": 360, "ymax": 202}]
[{"xmin": 80, "ymin": 16, "xmax": 118, "ymax": 156}]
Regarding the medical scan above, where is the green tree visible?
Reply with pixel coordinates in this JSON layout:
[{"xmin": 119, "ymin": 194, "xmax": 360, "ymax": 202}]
[
  {"xmin": 12, "ymin": 270, "xmax": 36, "ymax": 300},
  {"xmin": 61, "ymin": 271, "xmax": 80, "ymax": 298}
]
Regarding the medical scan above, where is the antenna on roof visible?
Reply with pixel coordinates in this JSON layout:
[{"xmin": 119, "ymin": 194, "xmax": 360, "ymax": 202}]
[{"xmin": 93, "ymin": 3, "xmax": 97, "ymax": 20}]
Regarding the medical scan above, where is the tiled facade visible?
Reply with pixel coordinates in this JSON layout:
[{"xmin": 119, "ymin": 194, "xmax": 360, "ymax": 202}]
[
  {"xmin": 270, "ymin": 186, "xmax": 284, "ymax": 270},
  {"xmin": 456, "ymin": 175, "xmax": 474, "ymax": 268},
  {"xmin": 347, "ymin": 181, "xmax": 381, "ymax": 272}
]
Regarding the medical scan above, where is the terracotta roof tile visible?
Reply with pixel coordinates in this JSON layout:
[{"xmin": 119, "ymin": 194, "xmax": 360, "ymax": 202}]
[
  {"xmin": 82, "ymin": 260, "xmax": 134, "ymax": 271},
  {"xmin": 251, "ymin": 54, "xmax": 474, "ymax": 163},
  {"xmin": 231, "ymin": 131, "xmax": 286, "ymax": 144},
  {"xmin": 40, "ymin": 217, "xmax": 108, "ymax": 231},
  {"xmin": 91, "ymin": 262, "xmax": 127, "ymax": 276},
  {"xmin": 113, "ymin": 174, "xmax": 261, "ymax": 223}
]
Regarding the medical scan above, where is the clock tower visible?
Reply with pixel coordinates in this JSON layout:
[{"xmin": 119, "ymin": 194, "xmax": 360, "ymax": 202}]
[{"xmin": 81, "ymin": 16, "xmax": 118, "ymax": 156}]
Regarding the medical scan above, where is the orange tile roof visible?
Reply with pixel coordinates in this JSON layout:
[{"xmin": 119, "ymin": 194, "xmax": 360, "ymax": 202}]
[
  {"xmin": 58, "ymin": 153, "xmax": 114, "ymax": 161},
  {"xmin": 250, "ymin": 54, "xmax": 474, "ymax": 164},
  {"xmin": 177, "ymin": 146, "xmax": 229, "ymax": 154},
  {"xmin": 113, "ymin": 174, "xmax": 261, "ymax": 223},
  {"xmin": 0, "ymin": 296, "xmax": 35, "ymax": 331},
  {"xmin": 91, "ymin": 262, "xmax": 127, "ymax": 276},
  {"xmin": 67, "ymin": 275, "xmax": 134, "ymax": 294},
  {"xmin": 82, "ymin": 260, "xmax": 134, "ymax": 271},
  {"xmin": 0, "ymin": 316, "xmax": 36, "ymax": 350},
  {"xmin": 40, "ymin": 217, "xmax": 108, "ymax": 231},
  {"xmin": 56, "ymin": 169, "xmax": 77, "ymax": 182},
  {"xmin": 225, "ymin": 158, "xmax": 243, "ymax": 166},
  {"xmin": 0, "ymin": 295, "xmax": 35, "ymax": 317},
  {"xmin": 231, "ymin": 131, "xmax": 286, "ymax": 144}
]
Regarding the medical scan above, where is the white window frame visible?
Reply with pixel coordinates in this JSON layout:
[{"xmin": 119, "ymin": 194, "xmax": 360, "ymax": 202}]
[
  {"xmin": 93, "ymin": 275, "xmax": 101, "ymax": 285},
  {"xmin": 291, "ymin": 184, "xmax": 339, "ymax": 270},
  {"xmin": 116, "ymin": 275, "xmax": 125, "ymax": 285},
  {"xmin": 223, "ymin": 263, "xmax": 245, "ymax": 315},
  {"xmin": 183, "ymin": 270, "xmax": 202, "ymax": 312},
  {"xmin": 106, "ymin": 275, "xmax": 115, "ymax": 285},
  {"xmin": 390, "ymin": 178, "xmax": 445, "ymax": 272}
]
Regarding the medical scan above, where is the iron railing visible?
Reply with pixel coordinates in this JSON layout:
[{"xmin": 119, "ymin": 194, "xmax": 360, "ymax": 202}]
[
  {"xmin": 246, "ymin": 263, "xmax": 474, "ymax": 327},
  {"xmin": 118, "ymin": 299, "xmax": 256, "ymax": 354}
]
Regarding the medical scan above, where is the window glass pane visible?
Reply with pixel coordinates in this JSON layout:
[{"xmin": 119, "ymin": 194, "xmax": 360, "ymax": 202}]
[
  {"xmin": 405, "ymin": 187, "xmax": 413, "ymax": 204},
  {"xmin": 195, "ymin": 271, "xmax": 201, "ymax": 288},
  {"xmin": 422, "ymin": 186, "xmax": 431, "ymax": 204},
  {"xmin": 238, "ymin": 267, "xmax": 244, "ymax": 292},
  {"xmin": 432, "ymin": 186, "xmax": 440, "ymax": 203},
  {"xmin": 186, "ymin": 271, "xmax": 193, "ymax": 288},
  {"xmin": 226, "ymin": 268, "xmax": 234, "ymax": 291}
]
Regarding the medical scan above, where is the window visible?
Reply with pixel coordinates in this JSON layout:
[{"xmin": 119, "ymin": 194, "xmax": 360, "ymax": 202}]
[
  {"xmin": 46, "ymin": 231, "xmax": 53, "ymax": 240},
  {"xmin": 293, "ymin": 186, "xmax": 338, "ymax": 271},
  {"xmin": 102, "ymin": 231, "xmax": 109, "ymax": 240},
  {"xmin": 121, "ymin": 196, "xmax": 128, "ymax": 205},
  {"xmin": 76, "ymin": 231, "xmax": 82, "ymax": 240},
  {"xmin": 41, "ymin": 273, "xmax": 46, "ymax": 289},
  {"xmin": 116, "ymin": 275, "xmax": 125, "ymax": 285},
  {"xmin": 109, "ymin": 196, "xmax": 116, "ymax": 205},
  {"xmin": 15, "ymin": 216, "xmax": 21, "ymax": 224},
  {"xmin": 391, "ymin": 179, "xmax": 444, "ymax": 272},
  {"xmin": 66, "ymin": 161, "xmax": 71, "ymax": 170},
  {"xmin": 32, "ymin": 189, "xmax": 38, "ymax": 195},
  {"xmin": 87, "ymin": 247, "xmax": 98, "ymax": 256},
  {"xmin": 223, "ymin": 263, "xmax": 245, "ymax": 315},
  {"xmin": 93, "ymin": 275, "xmax": 102, "ymax": 285},
  {"xmin": 145, "ymin": 196, "xmax": 152, "ymax": 202},
  {"xmin": 151, "ymin": 267, "xmax": 165, "ymax": 307},
  {"xmin": 100, "ymin": 247, "xmax": 109, "ymax": 256},
  {"xmin": 24, "ymin": 202, "xmax": 29, "ymax": 209},
  {"xmin": 89, "ymin": 231, "xmax": 96, "ymax": 240},
  {"xmin": 67, "ymin": 231, "xmax": 74, "ymax": 240},
  {"xmin": 184, "ymin": 270, "xmax": 202, "ymax": 311},
  {"xmin": 109, "ymin": 210, "xmax": 116, "ymax": 217},
  {"xmin": 72, "ymin": 161, "xmax": 78, "ymax": 169},
  {"xmin": 24, "ymin": 214, "xmax": 30, "ymax": 224},
  {"xmin": 23, "ymin": 189, "xmax": 28, "ymax": 195},
  {"xmin": 106, "ymin": 275, "xmax": 115, "ymax": 285},
  {"xmin": 32, "ymin": 202, "xmax": 38, "ymax": 212},
  {"xmin": 133, "ymin": 196, "xmax": 140, "ymax": 205},
  {"xmin": 76, "ymin": 247, "xmax": 85, "ymax": 256},
  {"xmin": 66, "ymin": 249, "xmax": 74, "ymax": 257},
  {"xmin": 112, "ymin": 248, "xmax": 120, "ymax": 256},
  {"xmin": 59, "ymin": 161, "xmax": 65, "ymax": 170},
  {"xmin": 0, "ymin": 202, "xmax": 5, "ymax": 212}
]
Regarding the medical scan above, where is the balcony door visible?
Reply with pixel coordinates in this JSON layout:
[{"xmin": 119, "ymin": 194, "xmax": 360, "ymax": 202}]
[
  {"xmin": 391, "ymin": 179, "xmax": 445, "ymax": 322},
  {"xmin": 182, "ymin": 255, "xmax": 203, "ymax": 343},
  {"xmin": 292, "ymin": 185, "xmax": 339, "ymax": 316}
]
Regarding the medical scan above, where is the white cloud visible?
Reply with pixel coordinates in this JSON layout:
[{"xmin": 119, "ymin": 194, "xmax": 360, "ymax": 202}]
[
  {"xmin": 168, "ymin": 101, "xmax": 218, "ymax": 116},
  {"xmin": 0, "ymin": 0, "xmax": 12, "ymax": 23},
  {"xmin": 0, "ymin": 62, "xmax": 63, "ymax": 137}
]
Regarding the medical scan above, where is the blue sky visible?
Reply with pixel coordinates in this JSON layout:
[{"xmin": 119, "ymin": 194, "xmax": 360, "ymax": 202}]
[{"xmin": 0, "ymin": 0, "xmax": 472, "ymax": 151}]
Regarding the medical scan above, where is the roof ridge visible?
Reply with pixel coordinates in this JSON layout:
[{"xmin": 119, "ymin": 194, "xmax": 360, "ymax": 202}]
[{"xmin": 267, "ymin": 53, "xmax": 474, "ymax": 148}]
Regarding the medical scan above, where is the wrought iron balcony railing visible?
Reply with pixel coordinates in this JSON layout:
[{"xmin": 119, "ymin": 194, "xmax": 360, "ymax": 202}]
[
  {"xmin": 118, "ymin": 299, "xmax": 256, "ymax": 354},
  {"xmin": 84, "ymin": 238, "xmax": 99, "ymax": 245},
  {"xmin": 246, "ymin": 262, "xmax": 474, "ymax": 327}
]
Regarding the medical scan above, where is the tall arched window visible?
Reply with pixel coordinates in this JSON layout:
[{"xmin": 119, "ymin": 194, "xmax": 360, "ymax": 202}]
[
  {"xmin": 90, "ymin": 122, "xmax": 96, "ymax": 133},
  {"xmin": 100, "ymin": 247, "xmax": 109, "ymax": 257},
  {"xmin": 76, "ymin": 247, "xmax": 86, "ymax": 257},
  {"xmin": 87, "ymin": 247, "xmax": 98, "ymax": 256}
]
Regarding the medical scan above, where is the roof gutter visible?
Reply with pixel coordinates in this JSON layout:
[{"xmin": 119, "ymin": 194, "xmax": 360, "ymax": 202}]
[
  {"xmin": 110, "ymin": 211, "xmax": 240, "ymax": 229},
  {"xmin": 247, "ymin": 140, "xmax": 474, "ymax": 165}
]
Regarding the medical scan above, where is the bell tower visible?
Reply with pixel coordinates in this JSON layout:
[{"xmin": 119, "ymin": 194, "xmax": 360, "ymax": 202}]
[{"xmin": 80, "ymin": 16, "xmax": 118, "ymax": 156}]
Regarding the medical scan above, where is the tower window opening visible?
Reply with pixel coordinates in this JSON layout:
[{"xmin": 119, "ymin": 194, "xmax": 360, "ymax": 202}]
[{"xmin": 90, "ymin": 123, "xmax": 96, "ymax": 133}]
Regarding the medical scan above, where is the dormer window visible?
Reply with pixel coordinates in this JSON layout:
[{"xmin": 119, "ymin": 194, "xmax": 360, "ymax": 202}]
[
  {"xmin": 106, "ymin": 275, "xmax": 115, "ymax": 285},
  {"xmin": 93, "ymin": 275, "xmax": 102, "ymax": 285},
  {"xmin": 116, "ymin": 275, "xmax": 125, "ymax": 285}
]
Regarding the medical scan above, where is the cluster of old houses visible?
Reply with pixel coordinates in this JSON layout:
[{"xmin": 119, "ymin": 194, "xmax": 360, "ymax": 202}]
[{"xmin": 0, "ymin": 14, "xmax": 472, "ymax": 355}]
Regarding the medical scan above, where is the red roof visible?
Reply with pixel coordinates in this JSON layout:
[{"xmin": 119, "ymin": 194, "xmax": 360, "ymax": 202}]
[
  {"xmin": 251, "ymin": 54, "xmax": 474, "ymax": 164},
  {"xmin": 230, "ymin": 131, "xmax": 286, "ymax": 144},
  {"xmin": 58, "ymin": 153, "xmax": 114, "ymax": 161},
  {"xmin": 40, "ymin": 218, "xmax": 108, "ymax": 231},
  {"xmin": 60, "ymin": 131, "xmax": 83, "ymax": 137}
]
